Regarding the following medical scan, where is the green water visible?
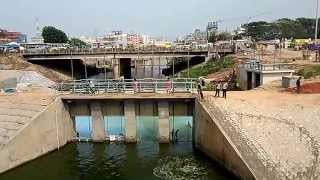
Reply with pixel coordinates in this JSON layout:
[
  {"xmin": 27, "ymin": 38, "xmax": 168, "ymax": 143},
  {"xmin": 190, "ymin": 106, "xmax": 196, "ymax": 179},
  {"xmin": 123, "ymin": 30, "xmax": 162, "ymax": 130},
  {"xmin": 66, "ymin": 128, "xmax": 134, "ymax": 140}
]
[
  {"xmin": 0, "ymin": 115, "xmax": 237, "ymax": 180},
  {"xmin": 0, "ymin": 143, "xmax": 237, "ymax": 180}
]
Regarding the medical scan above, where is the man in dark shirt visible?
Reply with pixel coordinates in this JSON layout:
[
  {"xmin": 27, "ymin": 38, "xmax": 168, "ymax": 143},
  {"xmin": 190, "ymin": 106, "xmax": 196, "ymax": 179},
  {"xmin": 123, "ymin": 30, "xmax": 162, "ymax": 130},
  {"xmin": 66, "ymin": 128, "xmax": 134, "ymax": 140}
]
[{"xmin": 296, "ymin": 77, "xmax": 302, "ymax": 94}]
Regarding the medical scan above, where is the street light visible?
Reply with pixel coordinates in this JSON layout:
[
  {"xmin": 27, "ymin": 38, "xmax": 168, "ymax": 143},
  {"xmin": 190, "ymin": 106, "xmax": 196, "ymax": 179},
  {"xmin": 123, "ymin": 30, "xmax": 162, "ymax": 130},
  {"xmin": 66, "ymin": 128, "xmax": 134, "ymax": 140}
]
[{"xmin": 315, "ymin": 0, "xmax": 319, "ymax": 42}]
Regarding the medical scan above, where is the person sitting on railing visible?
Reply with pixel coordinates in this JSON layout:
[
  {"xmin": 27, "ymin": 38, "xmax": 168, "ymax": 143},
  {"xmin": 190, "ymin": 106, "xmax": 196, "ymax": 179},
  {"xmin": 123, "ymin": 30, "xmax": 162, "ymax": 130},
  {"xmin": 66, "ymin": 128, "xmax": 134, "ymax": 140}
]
[
  {"xmin": 133, "ymin": 78, "xmax": 139, "ymax": 93},
  {"xmin": 166, "ymin": 78, "xmax": 172, "ymax": 94}
]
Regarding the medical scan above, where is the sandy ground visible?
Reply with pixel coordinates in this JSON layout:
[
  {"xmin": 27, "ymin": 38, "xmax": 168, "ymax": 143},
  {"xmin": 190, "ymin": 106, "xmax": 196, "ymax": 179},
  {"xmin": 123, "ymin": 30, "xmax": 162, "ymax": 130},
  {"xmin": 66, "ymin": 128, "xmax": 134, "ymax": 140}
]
[
  {"xmin": 0, "ymin": 55, "xmax": 70, "ymax": 82},
  {"xmin": 203, "ymin": 86, "xmax": 320, "ymax": 179}
]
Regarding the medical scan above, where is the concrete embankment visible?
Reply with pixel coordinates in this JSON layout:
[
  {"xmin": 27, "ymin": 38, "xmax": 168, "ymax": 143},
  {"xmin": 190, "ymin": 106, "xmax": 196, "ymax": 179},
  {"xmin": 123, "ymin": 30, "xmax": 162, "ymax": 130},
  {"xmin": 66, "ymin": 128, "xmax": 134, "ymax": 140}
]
[
  {"xmin": 0, "ymin": 92, "xmax": 74, "ymax": 173},
  {"xmin": 195, "ymin": 100, "xmax": 259, "ymax": 180},
  {"xmin": 202, "ymin": 89, "xmax": 320, "ymax": 180}
]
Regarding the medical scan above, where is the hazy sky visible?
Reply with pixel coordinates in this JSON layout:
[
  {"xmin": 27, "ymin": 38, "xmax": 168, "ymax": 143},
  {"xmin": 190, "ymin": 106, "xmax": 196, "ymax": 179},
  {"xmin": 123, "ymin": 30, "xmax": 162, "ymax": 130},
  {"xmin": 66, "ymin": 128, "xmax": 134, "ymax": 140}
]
[{"xmin": 0, "ymin": 0, "xmax": 317, "ymax": 39}]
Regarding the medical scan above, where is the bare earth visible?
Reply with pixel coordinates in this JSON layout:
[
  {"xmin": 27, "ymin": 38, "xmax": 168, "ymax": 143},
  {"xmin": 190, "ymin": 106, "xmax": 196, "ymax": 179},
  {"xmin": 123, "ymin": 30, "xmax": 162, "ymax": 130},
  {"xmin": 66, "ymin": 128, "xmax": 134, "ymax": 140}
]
[{"xmin": 204, "ymin": 87, "xmax": 320, "ymax": 179}]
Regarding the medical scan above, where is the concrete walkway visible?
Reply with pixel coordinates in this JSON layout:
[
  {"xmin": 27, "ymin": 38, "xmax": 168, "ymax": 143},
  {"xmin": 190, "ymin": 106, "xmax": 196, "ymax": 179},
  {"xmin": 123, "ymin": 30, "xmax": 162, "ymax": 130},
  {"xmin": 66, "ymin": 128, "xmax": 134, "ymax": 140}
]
[{"xmin": 203, "ymin": 89, "xmax": 320, "ymax": 179}]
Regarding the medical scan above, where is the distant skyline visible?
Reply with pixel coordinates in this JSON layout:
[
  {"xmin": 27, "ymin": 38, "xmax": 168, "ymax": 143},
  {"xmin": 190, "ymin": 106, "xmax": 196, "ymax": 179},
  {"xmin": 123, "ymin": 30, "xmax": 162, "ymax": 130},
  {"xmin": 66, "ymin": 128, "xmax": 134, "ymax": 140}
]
[{"xmin": 0, "ymin": 0, "xmax": 317, "ymax": 39}]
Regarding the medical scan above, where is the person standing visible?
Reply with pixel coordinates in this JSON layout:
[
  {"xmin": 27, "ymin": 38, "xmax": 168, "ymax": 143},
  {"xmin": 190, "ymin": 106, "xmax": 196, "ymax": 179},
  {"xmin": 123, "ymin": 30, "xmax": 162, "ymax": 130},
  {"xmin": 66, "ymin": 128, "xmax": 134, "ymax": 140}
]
[
  {"xmin": 222, "ymin": 81, "xmax": 228, "ymax": 99},
  {"xmin": 197, "ymin": 80, "xmax": 204, "ymax": 99},
  {"xmin": 133, "ymin": 78, "xmax": 139, "ymax": 93},
  {"xmin": 215, "ymin": 81, "xmax": 221, "ymax": 97},
  {"xmin": 296, "ymin": 76, "xmax": 302, "ymax": 94},
  {"xmin": 166, "ymin": 78, "xmax": 172, "ymax": 94}
]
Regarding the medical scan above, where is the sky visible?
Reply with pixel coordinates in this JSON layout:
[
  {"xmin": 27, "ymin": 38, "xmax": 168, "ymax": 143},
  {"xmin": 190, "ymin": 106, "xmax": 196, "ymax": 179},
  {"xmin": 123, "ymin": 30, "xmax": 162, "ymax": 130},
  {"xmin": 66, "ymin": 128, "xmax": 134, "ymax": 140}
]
[{"xmin": 0, "ymin": 0, "xmax": 317, "ymax": 39}]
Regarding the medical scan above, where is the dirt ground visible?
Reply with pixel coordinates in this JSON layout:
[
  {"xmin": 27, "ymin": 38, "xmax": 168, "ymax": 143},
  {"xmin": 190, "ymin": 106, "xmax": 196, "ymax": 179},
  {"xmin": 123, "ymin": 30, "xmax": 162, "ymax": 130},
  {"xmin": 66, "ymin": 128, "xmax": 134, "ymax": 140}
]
[
  {"xmin": 0, "ymin": 55, "xmax": 70, "ymax": 82},
  {"xmin": 203, "ymin": 86, "xmax": 320, "ymax": 179}
]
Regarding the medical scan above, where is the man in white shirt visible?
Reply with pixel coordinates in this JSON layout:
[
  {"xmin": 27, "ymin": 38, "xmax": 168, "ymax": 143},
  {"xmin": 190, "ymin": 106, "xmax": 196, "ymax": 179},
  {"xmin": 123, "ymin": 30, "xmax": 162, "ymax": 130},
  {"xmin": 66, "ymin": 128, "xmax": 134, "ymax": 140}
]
[
  {"xmin": 222, "ymin": 81, "xmax": 228, "ymax": 98},
  {"xmin": 215, "ymin": 81, "xmax": 222, "ymax": 97}
]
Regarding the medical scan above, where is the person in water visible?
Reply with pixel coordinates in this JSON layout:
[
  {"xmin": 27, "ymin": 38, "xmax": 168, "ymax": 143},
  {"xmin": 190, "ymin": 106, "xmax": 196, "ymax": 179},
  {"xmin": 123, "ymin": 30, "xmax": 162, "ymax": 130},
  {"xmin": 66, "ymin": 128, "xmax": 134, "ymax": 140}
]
[{"xmin": 175, "ymin": 129, "xmax": 180, "ymax": 142}]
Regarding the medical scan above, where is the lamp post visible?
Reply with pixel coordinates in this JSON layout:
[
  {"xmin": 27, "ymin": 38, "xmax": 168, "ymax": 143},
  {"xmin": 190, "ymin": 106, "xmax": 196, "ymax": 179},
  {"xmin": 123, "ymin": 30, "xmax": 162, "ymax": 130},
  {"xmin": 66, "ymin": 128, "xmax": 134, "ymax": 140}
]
[{"xmin": 316, "ymin": 0, "xmax": 319, "ymax": 42}]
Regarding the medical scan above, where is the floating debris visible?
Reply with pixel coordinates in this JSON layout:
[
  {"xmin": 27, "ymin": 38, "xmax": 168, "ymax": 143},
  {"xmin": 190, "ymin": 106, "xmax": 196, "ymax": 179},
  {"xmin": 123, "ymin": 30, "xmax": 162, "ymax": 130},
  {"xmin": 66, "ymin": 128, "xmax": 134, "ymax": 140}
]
[{"xmin": 153, "ymin": 156, "xmax": 208, "ymax": 180}]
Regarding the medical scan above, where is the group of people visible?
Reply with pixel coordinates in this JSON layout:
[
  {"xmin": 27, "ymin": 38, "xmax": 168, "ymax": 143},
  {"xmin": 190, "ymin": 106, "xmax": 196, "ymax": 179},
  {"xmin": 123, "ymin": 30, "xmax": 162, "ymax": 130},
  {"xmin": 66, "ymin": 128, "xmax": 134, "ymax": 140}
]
[{"xmin": 214, "ymin": 81, "xmax": 229, "ymax": 98}]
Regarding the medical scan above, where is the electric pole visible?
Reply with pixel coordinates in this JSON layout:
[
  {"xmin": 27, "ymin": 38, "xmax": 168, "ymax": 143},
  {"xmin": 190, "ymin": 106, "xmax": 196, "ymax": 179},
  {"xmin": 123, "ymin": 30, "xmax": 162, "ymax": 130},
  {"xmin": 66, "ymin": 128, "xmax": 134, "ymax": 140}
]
[{"xmin": 316, "ymin": 0, "xmax": 319, "ymax": 42}]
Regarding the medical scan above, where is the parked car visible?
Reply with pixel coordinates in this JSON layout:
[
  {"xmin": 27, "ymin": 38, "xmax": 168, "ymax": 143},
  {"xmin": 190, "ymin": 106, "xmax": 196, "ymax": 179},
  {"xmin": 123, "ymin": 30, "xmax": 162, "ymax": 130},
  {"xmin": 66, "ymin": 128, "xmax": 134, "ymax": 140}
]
[{"xmin": 4, "ymin": 88, "xmax": 16, "ymax": 94}]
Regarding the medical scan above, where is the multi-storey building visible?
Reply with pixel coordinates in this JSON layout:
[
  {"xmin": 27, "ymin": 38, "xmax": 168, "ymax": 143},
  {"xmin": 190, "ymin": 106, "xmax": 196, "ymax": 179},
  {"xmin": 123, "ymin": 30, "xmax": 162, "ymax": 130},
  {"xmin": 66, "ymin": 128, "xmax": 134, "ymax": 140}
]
[
  {"xmin": 0, "ymin": 29, "xmax": 27, "ymax": 44},
  {"xmin": 127, "ymin": 33, "xmax": 143, "ymax": 47}
]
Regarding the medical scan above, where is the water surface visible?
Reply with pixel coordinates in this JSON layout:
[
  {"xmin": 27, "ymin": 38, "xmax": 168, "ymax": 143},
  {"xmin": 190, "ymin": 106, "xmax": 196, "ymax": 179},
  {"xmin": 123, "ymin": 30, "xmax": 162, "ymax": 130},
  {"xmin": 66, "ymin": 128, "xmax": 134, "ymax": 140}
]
[{"xmin": 0, "ymin": 143, "xmax": 237, "ymax": 180}]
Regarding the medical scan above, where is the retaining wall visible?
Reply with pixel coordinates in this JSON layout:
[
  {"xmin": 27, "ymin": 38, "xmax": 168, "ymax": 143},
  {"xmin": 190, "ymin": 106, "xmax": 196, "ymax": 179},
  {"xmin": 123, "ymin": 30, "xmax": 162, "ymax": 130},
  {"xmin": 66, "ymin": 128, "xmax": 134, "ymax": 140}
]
[
  {"xmin": 194, "ymin": 100, "xmax": 256, "ymax": 180},
  {"xmin": 0, "ymin": 98, "xmax": 74, "ymax": 173}
]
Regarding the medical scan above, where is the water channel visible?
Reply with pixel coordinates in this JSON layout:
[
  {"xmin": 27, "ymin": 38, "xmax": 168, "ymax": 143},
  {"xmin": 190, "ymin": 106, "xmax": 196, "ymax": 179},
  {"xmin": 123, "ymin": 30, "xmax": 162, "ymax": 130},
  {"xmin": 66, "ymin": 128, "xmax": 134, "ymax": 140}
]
[{"xmin": 0, "ymin": 113, "xmax": 237, "ymax": 180}]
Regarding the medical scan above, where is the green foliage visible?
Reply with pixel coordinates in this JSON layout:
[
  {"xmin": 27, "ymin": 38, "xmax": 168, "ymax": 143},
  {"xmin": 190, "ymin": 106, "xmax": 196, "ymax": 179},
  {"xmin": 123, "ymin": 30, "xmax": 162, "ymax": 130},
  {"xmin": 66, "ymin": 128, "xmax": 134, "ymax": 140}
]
[
  {"xmin": 68, "ymin": 38, "xmax": 87, "ymax": 48},
  {"xmin": 181, "ymin": 57, "xmax": 235, "ymax": 78},
  {"xmin": 208, "ymin": 31, "xmax": 216, "ymax": 43},
  {"xmin": 297, "ymin": 65, "xmax": 320, "ymax": 79},
  {"xmin": 245, "ymin": 17, "xmax": 319, "ymax": 41},
  {"xmin": 42, "ymin": 26, "xmax": 68, "ymax": 43},
  {"xmin": 153, "ymin": 156, "xmax": 208, "ymax": 180},
  {"xmin": 208, "ymin": 31, "xmax": 232, "ymax": 43}
]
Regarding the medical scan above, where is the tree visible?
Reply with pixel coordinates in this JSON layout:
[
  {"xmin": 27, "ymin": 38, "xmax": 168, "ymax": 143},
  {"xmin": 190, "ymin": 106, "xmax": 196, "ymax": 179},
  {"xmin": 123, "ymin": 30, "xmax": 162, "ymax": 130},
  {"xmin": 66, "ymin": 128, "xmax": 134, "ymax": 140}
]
[
  {"xmin": 244, "ymin": 21, "xmax": 273, "ymax": 41},
  {"xmin": 208, "ymin": 31, "xmax": 217, "ymax": 43},
  {"xmin": 42, "ymin": 26, "xmax": 68, "ymax": 43},
  {"xmin": 243, "ymin": 17, "xmax": 320, "ymax": 41},
  {"xmin": 68, "ymin": 38, "xmax": 87, "ymax": 48},
  {"xmin": 216, "ymin": 32, "xmax": 232, "ymax": 41}
]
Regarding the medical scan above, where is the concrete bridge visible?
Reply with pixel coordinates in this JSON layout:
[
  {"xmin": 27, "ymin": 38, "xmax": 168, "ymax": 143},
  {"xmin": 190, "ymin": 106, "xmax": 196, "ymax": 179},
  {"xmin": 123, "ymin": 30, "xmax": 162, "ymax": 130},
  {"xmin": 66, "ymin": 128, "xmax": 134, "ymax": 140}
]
[
  {"xmin": 22, "ymin": 47, "xmax": 234, "ymax": 60},
  {"xmin": 22, "ymin": 47, "xmax": 234, "ymax": 79}
]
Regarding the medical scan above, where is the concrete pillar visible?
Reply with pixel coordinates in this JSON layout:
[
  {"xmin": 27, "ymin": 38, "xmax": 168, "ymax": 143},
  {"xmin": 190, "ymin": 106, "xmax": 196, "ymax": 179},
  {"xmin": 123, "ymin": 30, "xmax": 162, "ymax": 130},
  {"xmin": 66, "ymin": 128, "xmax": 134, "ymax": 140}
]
[
  {"xmin": 90, "ymin": 102, "xmax": 106, "ymax": 142},
  {"xmin": 158, "ymin": 101, "xmax": 170, "ymax": 143},
  {"xmin": 113, "ymin": 58, "xmax": 120, "ymax": 79},
  {"xmin": 252, "ymin": 72, "xmax": 256, "ymax": 89},
  {"xmin": 124, "ymin": 101, "xmax": 137, "ymax": 143}
]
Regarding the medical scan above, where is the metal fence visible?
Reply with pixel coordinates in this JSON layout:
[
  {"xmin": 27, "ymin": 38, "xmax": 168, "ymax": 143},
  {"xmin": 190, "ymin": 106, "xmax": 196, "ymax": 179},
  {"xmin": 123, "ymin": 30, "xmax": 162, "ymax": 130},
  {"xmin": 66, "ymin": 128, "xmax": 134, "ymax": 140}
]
[
  {"xmin": 22, "ymin": 46, "xmax": 233, "ymax": 56},
  {"xmin": 56, "ymin": 78, "xmax": 198, "ymax": 94}
]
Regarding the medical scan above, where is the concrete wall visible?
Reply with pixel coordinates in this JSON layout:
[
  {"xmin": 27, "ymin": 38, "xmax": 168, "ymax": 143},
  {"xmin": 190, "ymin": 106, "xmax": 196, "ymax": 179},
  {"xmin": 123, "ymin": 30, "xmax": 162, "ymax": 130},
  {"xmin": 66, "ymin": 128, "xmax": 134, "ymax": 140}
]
[
  {"xmin": 90, "ymin": 102, "xmax": 106, "ymax": 142},
  {"xmin": 194, "ymin": 100, "xmax": 256, "ymax": 180},
  {"xmin": 0, "ymin": 98, "xmax": 74, "ymax": 173},
  {"xmin": 124, "ymin": 101, "xmax": 137, "ymax": 143},
  {"xmin": 158, "ymin": 101, "xmax": 170, "ymax": 143},
  {"xmin": 238, "ymin": 65, "xmax": 248, "ymax": 90},
  {"xmin": 262, "ymin": 71, "xmax": 293, "ymax": 85}
]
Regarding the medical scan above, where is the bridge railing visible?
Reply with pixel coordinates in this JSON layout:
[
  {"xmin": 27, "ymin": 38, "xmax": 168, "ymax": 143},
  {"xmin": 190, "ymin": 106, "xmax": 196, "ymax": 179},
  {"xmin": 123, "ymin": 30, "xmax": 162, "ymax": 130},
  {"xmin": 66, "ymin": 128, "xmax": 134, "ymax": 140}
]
[
  {"xmin": 22, "ymin": 46, "xmax": 233, "ymax": 56},
  {"xmin": 56, "ymin": 78, "xmax": 198, "ymax": 94}
]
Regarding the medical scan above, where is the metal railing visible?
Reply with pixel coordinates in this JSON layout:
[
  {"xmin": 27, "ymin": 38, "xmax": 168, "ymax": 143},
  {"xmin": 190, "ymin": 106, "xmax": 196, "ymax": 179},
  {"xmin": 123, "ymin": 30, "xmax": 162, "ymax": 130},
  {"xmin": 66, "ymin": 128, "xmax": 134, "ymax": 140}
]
[
  {"xmin": 56, "ymin": 78, "xmax": 198, "ymax": 94},
  {"xmin": 22, "ymin": 46, "xmax": 234, "ymax": 56},
  {"xmin": 244, "ymin": 63, "xmax": 295, "ymax": 72}
]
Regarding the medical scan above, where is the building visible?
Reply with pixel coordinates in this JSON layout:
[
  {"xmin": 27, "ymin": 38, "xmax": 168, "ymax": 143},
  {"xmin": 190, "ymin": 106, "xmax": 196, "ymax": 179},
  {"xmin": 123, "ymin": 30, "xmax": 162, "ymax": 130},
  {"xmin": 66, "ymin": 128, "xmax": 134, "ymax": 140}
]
[
  {"xmin": 238, "ymin": 60, "xmax": 294, "ymax": 90},
  {"xmin": 127, "ymin": 33, "xmax": 143, "ymax": 47},
  {"xmin": 0, "ymin": 29, "xmax": 27, "ymax": 44}
]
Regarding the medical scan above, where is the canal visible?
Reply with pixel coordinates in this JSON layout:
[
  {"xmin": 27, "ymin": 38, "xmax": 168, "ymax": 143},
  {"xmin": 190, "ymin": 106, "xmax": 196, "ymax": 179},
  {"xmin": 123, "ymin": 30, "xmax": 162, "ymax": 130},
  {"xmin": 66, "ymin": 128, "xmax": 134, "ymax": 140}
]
[
  {"xmin": 0, "ymin": 114, "xmax": 237, "ymax": 180},
  {"xmin": 0, "ymin": 142, "xmax": 236, "ymax": 180}
]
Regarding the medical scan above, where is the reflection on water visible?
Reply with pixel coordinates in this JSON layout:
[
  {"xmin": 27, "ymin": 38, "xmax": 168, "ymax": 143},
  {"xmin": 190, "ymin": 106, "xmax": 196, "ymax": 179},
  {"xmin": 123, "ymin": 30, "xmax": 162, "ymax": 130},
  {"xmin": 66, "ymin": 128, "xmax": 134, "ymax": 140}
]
[{"xmin": 0, "ymin": 143, "xmax": 237, "ymax": 180}]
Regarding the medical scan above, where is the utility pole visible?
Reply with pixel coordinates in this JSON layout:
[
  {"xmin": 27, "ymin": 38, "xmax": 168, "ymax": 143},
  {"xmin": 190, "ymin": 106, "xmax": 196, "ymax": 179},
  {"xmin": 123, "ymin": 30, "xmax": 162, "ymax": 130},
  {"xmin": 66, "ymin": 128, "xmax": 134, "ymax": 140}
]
[{"xmin": 316, "ymin": 0, "xmax": 319, "ymax": 42}]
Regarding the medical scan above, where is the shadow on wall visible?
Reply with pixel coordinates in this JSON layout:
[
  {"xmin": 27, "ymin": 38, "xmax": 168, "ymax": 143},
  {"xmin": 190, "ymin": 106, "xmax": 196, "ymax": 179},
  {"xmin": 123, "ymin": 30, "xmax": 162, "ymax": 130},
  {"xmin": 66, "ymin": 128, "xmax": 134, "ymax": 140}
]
[
  {"xmin": 163, "ymin": 56, "xmax": 205, "ymax": 76},
  {"xmin": 28, "ymin": 59, "xmax": 104, "ymax": 79}
]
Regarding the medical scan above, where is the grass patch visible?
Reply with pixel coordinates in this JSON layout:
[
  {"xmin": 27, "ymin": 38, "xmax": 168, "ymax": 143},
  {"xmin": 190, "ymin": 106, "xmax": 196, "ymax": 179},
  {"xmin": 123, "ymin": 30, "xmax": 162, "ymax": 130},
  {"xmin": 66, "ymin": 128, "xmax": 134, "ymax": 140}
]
[
  {"xmin": 181, "ymin": 57, "xmax": 235, "ymax": 78},
  {"xmin": 297, "ymin": 65, "xmax": 320, "ymax": 79}
]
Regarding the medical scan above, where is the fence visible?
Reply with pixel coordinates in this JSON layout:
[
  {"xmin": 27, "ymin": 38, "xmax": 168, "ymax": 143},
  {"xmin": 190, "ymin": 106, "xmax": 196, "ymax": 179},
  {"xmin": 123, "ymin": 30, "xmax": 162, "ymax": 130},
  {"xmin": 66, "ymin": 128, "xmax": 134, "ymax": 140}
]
[{"xmin": 56, "ymin": 78, "xmax": 198, "ymax": 94}]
